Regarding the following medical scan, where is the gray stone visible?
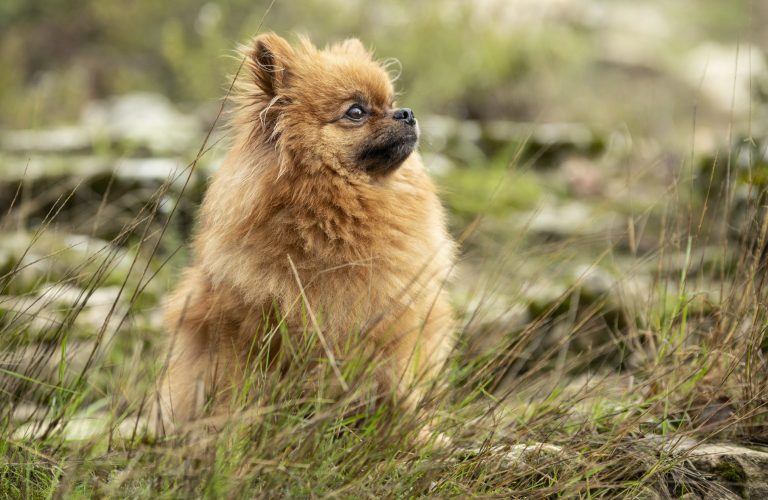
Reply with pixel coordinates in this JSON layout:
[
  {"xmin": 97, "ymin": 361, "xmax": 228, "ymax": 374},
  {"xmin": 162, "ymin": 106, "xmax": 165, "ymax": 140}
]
[
  {"xmin": 686, "ymin": 443, "xmax": 768, "ymax": 498},
  {"xmin": 0, "ymin": 154, "xmax": 189, "ymax": 185},
  {"xmin": 421, "ymin": 152, "xmax": 456, "ymax": 177},
  {"xmin": 37, "ymin": 283, "xmax": 125, "ymax": 336},
  {"xmin": 0, "ymin": 93, "xmax": 204, "ymax": 157},
  {"xmin": 0, "ymin": 294, "xmax": 61, "ymax": 338},
  {"xmin": 572, "ymin": 264, "xmax": 615, "ymax": 297},
  {"xmin": 12, "ymin": 410, "xmax": 143, "ymax": 441},
  {"xmin": 643, "ymin": 436, "xmax": 768, "ymax": 498},
  {"xmin": 525, "ymin": 201, "xmax": 616, "ymax": 237},
  {"xmin": 421, "ymin": 115, "xmax": 486, "ymax": 163},
  {"xmin": 522, "ymin": 278, "xmax": 569, "ymax": 311},
  {"xmin": 0, "ymin": 127, "xmax": 93, "ymax": 154},
  {"xmin": 682, "ymin": 43, "xmax": 767, "ymax": 116},
  {"xmin": 4, "ymin": 341, "xmax": 97, "ymax": 389},
  {"xmin": 82, "ymin": 92, "xmax": 202, "ymax": 154},
  {"xmin": 114, "ymin": 157, "xmax": 190, "ymax": 187},
  {"xmin": 0, "ymin": 154, "xmax": 112, "ymax": 181},
  {"xmin": 0, "ymin": 231, "xmax": 135, "ymax": 294}
]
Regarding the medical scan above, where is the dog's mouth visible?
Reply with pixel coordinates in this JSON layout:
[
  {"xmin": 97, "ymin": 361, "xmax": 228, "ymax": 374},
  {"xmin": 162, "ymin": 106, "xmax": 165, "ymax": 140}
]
[{"xmin": 357, "ymin": 126, "xmax": 419, "ymax": 175}]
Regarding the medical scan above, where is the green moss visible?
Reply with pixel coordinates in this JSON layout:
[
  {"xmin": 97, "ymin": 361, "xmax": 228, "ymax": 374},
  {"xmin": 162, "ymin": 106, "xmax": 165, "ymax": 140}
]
[
  {"xmin": 712, "ymin": 459, "xmax": 746, "ymax": 496},
  {"xmin": 437, "ymin": 167, "xmax": 543, "ymax": 218},
  {"xmin": 738, "ymin": 161, "xmax": 768, "ymax": 188}
]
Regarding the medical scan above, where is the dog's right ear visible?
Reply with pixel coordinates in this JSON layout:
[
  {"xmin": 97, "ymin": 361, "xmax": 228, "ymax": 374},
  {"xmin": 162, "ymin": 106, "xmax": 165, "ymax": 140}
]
[{"xmin": 248, "ymin": 33, "xmax": 294, "ymax": 97}]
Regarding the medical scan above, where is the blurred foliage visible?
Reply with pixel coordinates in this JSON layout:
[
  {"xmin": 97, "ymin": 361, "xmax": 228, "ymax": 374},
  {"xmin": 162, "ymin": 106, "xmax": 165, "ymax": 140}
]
[
  {"xmin": 438, "ymin": 162, "xmax": 544, "ymax": 218},
  {"xmin": 3, "ymin": 0, "xmax": 762, "ymax": 130},
  {"xmin": 3, "ymin": 0, "xmax": 542, "ymax": 125}
]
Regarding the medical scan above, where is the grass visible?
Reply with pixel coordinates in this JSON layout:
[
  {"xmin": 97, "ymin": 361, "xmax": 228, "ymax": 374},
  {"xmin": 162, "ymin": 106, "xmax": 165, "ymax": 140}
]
[
  {"xmin": 0, "ymin": 117, "xmax": 766, "ymax": 498},
  {"xmin": 1, "ymin": 3, "xmax": 767, "ymax": 493}
]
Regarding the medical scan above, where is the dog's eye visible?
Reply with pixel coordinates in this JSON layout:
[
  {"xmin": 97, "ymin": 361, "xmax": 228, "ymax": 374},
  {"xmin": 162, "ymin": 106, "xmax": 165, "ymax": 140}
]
[{"xmin": 345, "ymin": 104, "xmax": 366, "ymax": 121}]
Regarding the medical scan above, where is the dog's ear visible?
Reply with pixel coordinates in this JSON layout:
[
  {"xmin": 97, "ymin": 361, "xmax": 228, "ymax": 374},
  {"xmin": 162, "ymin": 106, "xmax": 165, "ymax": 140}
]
[
  {"xmin": 249, "ymin": 33, "xmax": 294, "ymax": 96},
  {"xmin": 337, "ymin": 38, "xmax": 369, "ymax": 58}
]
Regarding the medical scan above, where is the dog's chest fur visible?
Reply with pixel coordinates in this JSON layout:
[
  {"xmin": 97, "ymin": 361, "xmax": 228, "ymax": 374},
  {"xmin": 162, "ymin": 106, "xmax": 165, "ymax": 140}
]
[{"xmin": 193, "ymin": 152, "xmax": 454, "ymax": 337}]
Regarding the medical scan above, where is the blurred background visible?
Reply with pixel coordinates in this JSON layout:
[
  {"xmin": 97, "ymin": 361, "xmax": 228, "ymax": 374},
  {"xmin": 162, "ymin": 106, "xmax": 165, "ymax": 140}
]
[
  {"xmin": 2, "ymin": 0, "xmax": 768, "ymax": 446},
  {"xmin": 2, "ymin": 0, "xmax": 766, "ymax": 223}
]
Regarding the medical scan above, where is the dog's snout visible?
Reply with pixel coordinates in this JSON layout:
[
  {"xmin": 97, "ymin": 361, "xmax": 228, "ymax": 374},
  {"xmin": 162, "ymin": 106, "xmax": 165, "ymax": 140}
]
[{"xmin": 393, "ymin": 107, "xmax": 416, "ymax": 126}]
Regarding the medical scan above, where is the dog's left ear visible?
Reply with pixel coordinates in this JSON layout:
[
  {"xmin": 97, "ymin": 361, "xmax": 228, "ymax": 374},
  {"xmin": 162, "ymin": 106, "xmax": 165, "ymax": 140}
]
[
  {"xmin": 337, "ymin": 38, "xmax": 369, "ymax": 58},
  {"xmin": 249, "ymin": 33, "xmax": 294, "ymax": 97}
]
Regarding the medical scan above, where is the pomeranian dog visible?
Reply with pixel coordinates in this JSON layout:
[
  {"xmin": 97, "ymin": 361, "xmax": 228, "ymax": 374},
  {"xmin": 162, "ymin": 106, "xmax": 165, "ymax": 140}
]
[{"xmin": 155, "ymin": 33, "xmax": 456, "ymax": 434}]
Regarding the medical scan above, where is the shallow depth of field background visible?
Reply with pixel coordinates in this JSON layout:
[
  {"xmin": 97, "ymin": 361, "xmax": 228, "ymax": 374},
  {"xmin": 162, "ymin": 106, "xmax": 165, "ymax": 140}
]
[{"xmin": 2, "ymin": 0, "xmax": 768, "ymax": 497}]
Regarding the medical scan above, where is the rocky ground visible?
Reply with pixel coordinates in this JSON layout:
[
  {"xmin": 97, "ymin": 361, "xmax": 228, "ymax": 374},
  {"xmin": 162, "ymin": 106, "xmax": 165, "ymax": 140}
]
[{"xmin": 1, "ymin": 87, "xmax": 766, "ymax": 495}]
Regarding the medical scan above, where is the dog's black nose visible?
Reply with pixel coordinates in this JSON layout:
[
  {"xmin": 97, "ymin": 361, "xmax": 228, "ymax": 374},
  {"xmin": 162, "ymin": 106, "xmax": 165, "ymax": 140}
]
[{"xmin": 393, "ymin": 107, "xmax": 416, "ymax": 126}]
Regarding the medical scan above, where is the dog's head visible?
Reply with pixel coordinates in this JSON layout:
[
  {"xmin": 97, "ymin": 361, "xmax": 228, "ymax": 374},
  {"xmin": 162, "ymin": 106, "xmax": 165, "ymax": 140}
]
[{"xmin": 240, "ymin": 33, "xmax": 418, "ymax": 178}]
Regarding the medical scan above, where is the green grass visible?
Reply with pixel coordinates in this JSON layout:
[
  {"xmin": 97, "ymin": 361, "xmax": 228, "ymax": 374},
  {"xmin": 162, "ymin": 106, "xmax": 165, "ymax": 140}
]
[{"xmin": 0, "ymin": 135, "xmax": 766, "ymax": 498}]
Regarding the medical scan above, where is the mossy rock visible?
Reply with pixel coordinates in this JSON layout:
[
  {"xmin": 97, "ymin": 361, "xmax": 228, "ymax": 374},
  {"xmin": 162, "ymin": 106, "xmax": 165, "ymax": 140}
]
[
  {"xmin": 687, "ymin": 444, "xmax": 768, "ymax": 498},
  {"xmin": 0, "ymin": 231, "xmax": 138, "ymax": 295},
  {"xmin": 437, "ymin": 167, "xmax": 543, "ymax": 219}
]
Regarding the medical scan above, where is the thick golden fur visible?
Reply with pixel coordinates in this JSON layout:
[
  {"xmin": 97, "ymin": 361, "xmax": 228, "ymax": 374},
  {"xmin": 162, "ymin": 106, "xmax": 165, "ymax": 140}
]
[{"xmin": 156, "ymin": 33, "xmax": 456, "ymax": 428}]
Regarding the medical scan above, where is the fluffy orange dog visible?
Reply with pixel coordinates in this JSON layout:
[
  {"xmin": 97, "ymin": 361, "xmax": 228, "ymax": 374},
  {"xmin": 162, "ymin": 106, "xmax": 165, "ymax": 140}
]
[{"xmin": 155, "ymin": 33, "xmax": 456, "ymax": 430}]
